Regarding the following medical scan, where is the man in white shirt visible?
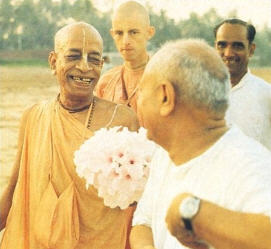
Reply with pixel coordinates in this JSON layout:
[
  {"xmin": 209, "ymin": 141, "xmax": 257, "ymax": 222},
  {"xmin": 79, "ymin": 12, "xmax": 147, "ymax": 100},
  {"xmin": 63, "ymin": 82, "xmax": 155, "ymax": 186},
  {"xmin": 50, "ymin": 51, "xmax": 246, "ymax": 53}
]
[
  {"xmin": 130, "ymin": 39, "xmax": 271, "ymax": 249},
  {"xmin": 214, "ymin": 18, "xmax": 271, "ymax": 150}
]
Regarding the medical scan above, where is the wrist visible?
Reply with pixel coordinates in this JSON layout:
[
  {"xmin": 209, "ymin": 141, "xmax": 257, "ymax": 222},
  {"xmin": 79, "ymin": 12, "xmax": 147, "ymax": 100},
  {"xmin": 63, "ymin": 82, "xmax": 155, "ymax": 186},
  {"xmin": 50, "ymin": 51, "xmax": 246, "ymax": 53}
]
[
  {"xmin": 179, "ymin": 196, "xmax": 201, "ymax": 232},
  {"xmin": 192, "ymin": 198, "xmax": 211, "ymax": 239}
]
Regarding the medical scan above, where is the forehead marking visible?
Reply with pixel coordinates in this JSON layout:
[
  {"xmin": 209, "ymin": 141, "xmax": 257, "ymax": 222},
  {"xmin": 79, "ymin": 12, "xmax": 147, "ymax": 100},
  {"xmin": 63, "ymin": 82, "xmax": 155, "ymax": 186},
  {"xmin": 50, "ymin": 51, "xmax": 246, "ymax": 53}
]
[{"xmin": 81, "ymin": 28, "xmax": 90, "ymax": 69}]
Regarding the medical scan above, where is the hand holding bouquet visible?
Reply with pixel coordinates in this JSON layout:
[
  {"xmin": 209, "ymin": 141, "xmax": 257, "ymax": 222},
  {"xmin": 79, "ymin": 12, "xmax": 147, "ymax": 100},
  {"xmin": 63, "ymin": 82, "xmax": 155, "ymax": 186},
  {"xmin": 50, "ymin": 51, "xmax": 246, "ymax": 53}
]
[{"xmin": 74, "ymin": 127, "xmax": 156, "ymax": 209}]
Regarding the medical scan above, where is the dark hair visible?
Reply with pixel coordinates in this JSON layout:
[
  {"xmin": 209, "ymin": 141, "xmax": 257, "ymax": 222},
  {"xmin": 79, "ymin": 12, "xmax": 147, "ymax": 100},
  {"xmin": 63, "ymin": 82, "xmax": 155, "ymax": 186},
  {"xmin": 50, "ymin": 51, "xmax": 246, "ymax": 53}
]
[{"xmin": 214, "ymin": 18, "xmax": 256, "ymax": 44}]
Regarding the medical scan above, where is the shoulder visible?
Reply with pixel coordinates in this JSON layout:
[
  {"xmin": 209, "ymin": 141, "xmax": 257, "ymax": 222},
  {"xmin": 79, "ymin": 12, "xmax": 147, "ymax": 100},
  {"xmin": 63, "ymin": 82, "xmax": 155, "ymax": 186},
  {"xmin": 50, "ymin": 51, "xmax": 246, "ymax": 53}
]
[
  {"xmin": 20, "ymin": 99, "xmax": 55, "ymax": 123},
  {"xmin": 218, "ymin": 127, "xmax": 271, "ymax": 170},
  {"xmin": 247, "ymin": 72, "xmax": 271, "ymax": 90},
  {"xmin": 95, "ymin": 97, "xmax": 139, "ymax": 131},
  {"xmin": 95, "ymin": 65, "xmax": 123, "ymax": 96},
  {"xmin": 98, "ymin": 65, "xmax": 123, "ymax": 84},
  {"xmin": 17, "ymin": 99, "xmax": 54, "ymax": 139}
]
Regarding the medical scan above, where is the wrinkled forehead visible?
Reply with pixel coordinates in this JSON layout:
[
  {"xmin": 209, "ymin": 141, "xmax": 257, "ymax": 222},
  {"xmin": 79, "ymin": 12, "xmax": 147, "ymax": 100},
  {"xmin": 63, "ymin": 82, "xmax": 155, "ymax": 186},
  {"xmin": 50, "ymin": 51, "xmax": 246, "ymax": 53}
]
[{"xmin": 55, "ymin": 26, "xmax": 103, "ymax": 53}]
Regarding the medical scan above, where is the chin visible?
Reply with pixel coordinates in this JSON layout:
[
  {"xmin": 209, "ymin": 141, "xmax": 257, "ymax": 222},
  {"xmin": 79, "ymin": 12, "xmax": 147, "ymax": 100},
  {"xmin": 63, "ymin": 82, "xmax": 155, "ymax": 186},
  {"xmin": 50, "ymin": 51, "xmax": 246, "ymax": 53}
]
[{"xmin": 121, "ymin": 54, "xmax": 135, "ymax": 62}]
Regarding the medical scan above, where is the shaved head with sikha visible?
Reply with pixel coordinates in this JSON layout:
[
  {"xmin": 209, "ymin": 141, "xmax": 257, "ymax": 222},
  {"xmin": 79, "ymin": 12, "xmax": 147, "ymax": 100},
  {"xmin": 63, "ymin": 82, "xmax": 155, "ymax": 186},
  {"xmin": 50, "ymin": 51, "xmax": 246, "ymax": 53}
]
[
  {"xmin": 112, "ymin": 1, "xmax": 150, "ymax": 27},
  {"xmin": 54, "ymin": 22, "xmax": 103, "ymax": 53},
  {"xmin": 110, "ymin": 1, "xmax": 155, "ymax": 65}
]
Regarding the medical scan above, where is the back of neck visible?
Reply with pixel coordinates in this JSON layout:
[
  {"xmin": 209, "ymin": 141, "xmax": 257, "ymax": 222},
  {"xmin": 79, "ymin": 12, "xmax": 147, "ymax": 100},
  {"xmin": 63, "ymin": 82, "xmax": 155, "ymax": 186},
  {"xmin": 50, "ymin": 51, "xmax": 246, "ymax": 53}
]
[{"xmin": 169, "ymin": 124, "xmax": 228, "ymax": 166}]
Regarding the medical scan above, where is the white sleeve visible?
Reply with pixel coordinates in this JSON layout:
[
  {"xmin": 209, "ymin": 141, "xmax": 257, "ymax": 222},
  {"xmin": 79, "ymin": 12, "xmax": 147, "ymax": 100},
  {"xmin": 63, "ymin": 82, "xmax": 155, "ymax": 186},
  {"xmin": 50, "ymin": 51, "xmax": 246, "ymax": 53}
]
[{"xmin": 132, "ymin": 172, "xmax": 154, "ymax": 227}]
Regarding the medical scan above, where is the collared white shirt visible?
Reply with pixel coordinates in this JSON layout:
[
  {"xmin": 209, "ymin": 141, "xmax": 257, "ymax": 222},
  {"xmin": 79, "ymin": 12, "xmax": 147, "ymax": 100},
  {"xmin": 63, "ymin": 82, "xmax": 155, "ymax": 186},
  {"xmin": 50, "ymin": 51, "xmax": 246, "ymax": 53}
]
[{"xmin": 226, "ymin": 71, "xmax": 271, "ymax": 150}]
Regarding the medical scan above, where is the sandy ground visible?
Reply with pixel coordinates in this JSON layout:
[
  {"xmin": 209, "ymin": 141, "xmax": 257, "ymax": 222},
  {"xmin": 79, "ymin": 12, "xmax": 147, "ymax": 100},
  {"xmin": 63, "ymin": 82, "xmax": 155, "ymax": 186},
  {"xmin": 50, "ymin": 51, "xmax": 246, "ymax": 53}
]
[
  {"xmin": 0, "ymin": 65, "xmax": 270, "ymax": 239},
  {"xmin": 0, "ymin": 67, "xmax": 58, "ymax": 190}
]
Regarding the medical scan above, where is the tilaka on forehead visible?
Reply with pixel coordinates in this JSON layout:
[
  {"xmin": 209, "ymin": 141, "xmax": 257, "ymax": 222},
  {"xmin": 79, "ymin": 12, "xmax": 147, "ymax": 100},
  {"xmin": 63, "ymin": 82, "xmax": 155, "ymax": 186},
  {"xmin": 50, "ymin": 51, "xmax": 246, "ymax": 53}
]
[{"xmin": 54, "ymin": 23, "xmax": 102, "ymax": 52}]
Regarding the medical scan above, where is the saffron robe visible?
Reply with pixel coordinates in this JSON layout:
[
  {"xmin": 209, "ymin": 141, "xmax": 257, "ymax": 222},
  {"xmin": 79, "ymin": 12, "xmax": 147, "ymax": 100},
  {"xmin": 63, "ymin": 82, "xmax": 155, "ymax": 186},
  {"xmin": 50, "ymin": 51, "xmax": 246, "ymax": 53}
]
[
  {"xmin": 95, "ymin": 65, "xmax": 144, "ymax": 113},
  {"xmin": 1, "ymin": 99, "xmax": 134, "ymax": 249}
]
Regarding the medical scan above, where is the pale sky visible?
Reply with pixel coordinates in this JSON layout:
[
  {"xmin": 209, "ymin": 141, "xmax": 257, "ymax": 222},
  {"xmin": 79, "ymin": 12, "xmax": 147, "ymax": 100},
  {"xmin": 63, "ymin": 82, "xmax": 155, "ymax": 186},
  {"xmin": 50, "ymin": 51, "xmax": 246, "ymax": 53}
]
[{"xmin": 92, "ymin": 0, "xmax": 271, "ymax": 29}]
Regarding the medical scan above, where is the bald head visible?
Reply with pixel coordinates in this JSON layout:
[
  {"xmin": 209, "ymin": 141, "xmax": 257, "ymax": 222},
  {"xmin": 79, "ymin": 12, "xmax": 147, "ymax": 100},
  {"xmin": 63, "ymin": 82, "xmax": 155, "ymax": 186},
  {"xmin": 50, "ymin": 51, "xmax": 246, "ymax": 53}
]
[
  {"xmin": 145, "ymin": 39, "xmax": 230, "ymax": 114},
  {"xmin": 54, "ymin": 22, "xmax": 103, "ymax": 53},
  {"xmin": 112, "ymin": 1, "xmax": 150, "ymax": 26}
]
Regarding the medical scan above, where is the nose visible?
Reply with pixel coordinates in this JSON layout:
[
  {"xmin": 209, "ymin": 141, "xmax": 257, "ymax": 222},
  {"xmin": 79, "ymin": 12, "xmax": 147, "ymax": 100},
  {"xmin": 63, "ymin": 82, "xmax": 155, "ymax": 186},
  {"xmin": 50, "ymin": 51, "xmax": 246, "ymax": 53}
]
[
  {"xmin": 224, "ymin": 46, "xmax": 234, "ymax": 57},
  {"xmin": 75, "ymin": 57, "xmax": 93, "ymax": 72},
  {"xmin": 123, "ymin": 32, "xmax": 131, "ymax": 46}
]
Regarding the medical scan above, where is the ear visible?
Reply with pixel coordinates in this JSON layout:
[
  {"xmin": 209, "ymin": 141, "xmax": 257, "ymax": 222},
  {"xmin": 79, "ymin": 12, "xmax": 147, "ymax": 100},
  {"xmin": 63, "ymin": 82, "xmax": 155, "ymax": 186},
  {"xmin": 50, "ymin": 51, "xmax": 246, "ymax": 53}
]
[
  {"xmin": 48, "ymin": 51, "xmax": 57, "ymax": 72},
  {"xmin": 249, "ymin": 43, "xmax": 256, "ymax": 57},
  {"xmin": 147, "ymin": 26, "xmax": 155, "ymax": 40},
  {"xmin": 100, "ymin": 58, "xmax": 104, "ymax": 70},
  {"xmin": 159, "ymin": 81, "xmax": 176, "ymax": 117}
]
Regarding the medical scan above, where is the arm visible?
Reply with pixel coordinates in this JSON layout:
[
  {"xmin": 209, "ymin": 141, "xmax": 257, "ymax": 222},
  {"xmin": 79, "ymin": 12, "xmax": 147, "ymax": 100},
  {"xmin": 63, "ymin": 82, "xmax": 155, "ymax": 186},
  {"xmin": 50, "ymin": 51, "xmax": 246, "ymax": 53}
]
[
  {"xmin": 166, "ymin": 193, "xmax": 271, "ymax": 249},
  {"xmin": 110, "ymin": 104, "xmax": 140, "ymax": 131},
  {"xmin": 0, "ymin": 159, "xmax": 20, "ymax": 230},
  {"xmin": 130, "ymin": 225, "xmax": 155, "ymax": 249},
  {"xmin": 0, "ymin": 108, "xmax": 30, "ymax": 230}
]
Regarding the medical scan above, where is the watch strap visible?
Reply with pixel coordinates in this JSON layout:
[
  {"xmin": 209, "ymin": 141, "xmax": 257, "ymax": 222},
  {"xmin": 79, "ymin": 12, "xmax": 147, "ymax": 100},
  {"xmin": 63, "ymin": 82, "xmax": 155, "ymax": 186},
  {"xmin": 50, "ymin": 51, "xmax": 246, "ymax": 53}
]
[{"xmin": 182, "ymin": 217, "xmax": 193, "ymax": 231}]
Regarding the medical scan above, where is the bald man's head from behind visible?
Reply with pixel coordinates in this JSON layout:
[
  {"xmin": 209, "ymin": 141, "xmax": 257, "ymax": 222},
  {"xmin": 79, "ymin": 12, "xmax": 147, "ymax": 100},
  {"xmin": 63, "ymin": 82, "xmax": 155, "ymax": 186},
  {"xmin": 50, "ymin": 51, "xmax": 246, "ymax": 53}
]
[
  {"xmin": 137, "ymin": 39, "xmax": 230, "ymax": 144},
  {"xmin": 110, "ymin": 1, "xmax": 155, "ymax": 63}
]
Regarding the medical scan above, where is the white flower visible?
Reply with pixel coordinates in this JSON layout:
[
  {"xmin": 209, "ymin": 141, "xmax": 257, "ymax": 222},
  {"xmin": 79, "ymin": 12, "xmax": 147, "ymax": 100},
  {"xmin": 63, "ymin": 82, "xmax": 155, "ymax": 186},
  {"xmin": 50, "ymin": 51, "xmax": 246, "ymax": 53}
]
[{"xmin": 74, "ymin": 126, "xmax": 156, "ymax": 209}]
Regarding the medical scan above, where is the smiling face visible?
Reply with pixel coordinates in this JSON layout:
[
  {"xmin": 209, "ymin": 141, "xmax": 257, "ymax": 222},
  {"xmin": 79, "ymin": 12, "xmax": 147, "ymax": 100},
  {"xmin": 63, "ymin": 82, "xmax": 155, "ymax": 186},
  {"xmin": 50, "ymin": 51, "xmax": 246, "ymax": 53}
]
[
  {"xmin": 50, "ymin": 23, "xmax": 103, "ymax": 101},
  {"xmin": 215, "ymin": 23, "xmax": 255, "ymax": 85}
]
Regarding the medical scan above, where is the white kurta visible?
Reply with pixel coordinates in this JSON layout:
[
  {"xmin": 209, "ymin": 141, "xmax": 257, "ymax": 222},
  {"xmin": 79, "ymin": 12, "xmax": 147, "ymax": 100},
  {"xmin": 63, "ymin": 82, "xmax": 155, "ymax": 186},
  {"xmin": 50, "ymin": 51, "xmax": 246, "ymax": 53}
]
[
  {"xmin": 226, "ymin": 71, "xmax": 271, "ymax": 150},
  {"xmin": 133, "ymin": 127, "xmax": 271, "ymax": 249}
]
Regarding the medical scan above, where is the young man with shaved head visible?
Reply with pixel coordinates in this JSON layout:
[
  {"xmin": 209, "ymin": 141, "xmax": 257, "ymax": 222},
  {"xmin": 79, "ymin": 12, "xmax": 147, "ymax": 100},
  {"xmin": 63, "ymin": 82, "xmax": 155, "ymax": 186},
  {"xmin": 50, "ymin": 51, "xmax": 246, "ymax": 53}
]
[
  {"xmin": 130, "ymin": 39, "xmax": 271, "ymax": 249},
  {"xmin": 95, "ymin": 0, "xmax": 155, "ymax": 113},
  {"xmin": 0, "ymin": 22, "xmax": 138, "ymax": 249},
  {"xmin": 214, "ymin": 19, "xmax": 271, "ymax": 150}
]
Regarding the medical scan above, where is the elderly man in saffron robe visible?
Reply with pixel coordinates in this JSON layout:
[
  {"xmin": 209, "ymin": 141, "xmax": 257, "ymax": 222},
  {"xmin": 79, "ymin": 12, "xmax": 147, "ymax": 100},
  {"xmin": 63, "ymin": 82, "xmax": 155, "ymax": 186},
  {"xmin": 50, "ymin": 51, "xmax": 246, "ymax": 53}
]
[{"xmin": 0, "ymin": 22, "xmax": 138, "ymax": 249}]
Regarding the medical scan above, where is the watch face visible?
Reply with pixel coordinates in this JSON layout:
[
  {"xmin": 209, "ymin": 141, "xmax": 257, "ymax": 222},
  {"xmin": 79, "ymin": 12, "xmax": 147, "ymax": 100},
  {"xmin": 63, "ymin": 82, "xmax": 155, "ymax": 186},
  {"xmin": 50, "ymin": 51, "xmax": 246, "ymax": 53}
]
[{"xmin": 180, "ymin": 196, "xmax": 200, "ymax": 219}]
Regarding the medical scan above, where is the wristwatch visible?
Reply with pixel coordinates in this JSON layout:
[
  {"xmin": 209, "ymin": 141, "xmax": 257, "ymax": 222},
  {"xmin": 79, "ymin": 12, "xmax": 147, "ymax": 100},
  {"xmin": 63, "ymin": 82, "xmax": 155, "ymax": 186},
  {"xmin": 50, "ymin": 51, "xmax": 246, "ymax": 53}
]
[{"xmin": 179, "ymin": 196, "xmax": 201, "ymax": 232}]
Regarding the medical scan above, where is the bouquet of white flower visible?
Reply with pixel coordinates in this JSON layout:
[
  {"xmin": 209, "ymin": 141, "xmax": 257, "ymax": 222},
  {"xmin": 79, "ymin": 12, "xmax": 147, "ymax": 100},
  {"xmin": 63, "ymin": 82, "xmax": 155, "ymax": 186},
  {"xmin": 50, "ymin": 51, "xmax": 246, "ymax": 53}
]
[{"xmin": 74, "ymin": 126, "xmax": 156, "ymax": 209}]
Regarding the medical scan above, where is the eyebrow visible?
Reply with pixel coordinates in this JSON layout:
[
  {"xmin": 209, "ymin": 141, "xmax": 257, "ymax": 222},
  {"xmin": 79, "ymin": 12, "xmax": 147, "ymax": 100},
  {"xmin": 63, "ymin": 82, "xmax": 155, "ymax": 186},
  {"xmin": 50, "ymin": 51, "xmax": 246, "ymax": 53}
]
[
  {"xmin": 129, "ymin": 29, "xmax": 140, "ymax": 32},
  {"xmin": 113, "ymin": 28, "xmax": 140, "ymax": 32},
  {"xmin": 217, "ymin": 41, "xmax": 226, "ymax": 44},
  {"xmin": 67, "ymin": 48, "xmax": 101, "ymax": 56},
  {"xmin": 68, "ymin": 48, "xmax": 81, "ymax": 53},
  {"xmin": 232, "ymin": 41, "xmax": 245, "ymax": 46},
  {"xmin": 216, "ymin": 41, "xmax": 245, "ymax": 45}
]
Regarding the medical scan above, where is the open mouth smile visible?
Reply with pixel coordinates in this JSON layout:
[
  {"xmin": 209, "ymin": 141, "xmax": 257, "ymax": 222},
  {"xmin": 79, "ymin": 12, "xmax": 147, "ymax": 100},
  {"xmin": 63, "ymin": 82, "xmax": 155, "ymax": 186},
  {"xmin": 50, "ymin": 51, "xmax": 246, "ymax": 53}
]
[{"xmin": 69, "ymin": 75, "xmax": 95, "ymax": 85}]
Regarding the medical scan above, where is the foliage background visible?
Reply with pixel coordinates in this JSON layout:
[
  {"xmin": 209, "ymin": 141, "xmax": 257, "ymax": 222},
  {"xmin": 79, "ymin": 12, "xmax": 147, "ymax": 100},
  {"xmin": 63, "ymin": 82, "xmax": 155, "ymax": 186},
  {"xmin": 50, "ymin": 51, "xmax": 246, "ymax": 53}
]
[{"xmin": 0, "ymin": 0, "xmax": 271, "ymax": 66}]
